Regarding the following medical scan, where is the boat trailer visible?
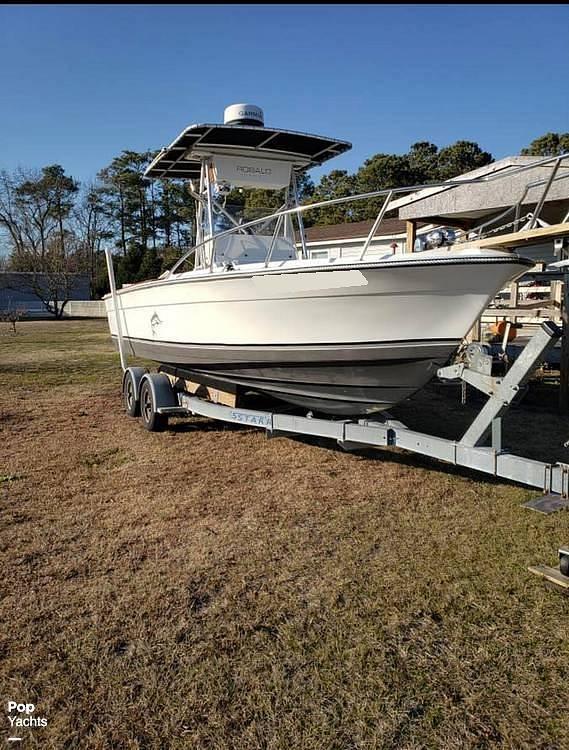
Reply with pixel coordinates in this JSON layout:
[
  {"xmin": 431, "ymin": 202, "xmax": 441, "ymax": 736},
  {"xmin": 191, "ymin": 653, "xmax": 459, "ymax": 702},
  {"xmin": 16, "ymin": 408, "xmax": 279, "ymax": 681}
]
[
  {"xmin": 116, "ymin": 321, "xmax": 569, "ymax": 512},
  {"xmin": 115, "ymin": 317, "xmax": 569, "ymax": 593}
]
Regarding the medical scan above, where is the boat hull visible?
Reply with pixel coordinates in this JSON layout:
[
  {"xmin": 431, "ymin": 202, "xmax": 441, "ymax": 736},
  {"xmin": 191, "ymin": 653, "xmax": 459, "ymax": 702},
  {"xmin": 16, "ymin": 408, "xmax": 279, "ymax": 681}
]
[
  {"xmin": 112, "ymin": 336, "xmax": 459, "ymax": 414},
  {"xmin": 105, "ymin": 253, "xmax": 532, "ymax": 415}
]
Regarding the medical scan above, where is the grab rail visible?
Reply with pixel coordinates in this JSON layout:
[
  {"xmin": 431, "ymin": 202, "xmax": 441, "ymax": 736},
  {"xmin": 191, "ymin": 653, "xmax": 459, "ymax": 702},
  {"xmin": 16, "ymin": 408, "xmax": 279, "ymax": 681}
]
[
  {"xmin": 360, "ymin": 190, "xmax": 393, "ymax": 261},
  {"xmin": 167, "ymin": 152, "xmax": 569, "ymax": 275}
]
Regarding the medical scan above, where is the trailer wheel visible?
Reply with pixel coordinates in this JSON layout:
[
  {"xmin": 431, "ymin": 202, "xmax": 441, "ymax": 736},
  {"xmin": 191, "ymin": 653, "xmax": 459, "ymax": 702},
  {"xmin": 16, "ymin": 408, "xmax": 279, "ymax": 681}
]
[
  {"xmin": 122, "ymin": 367, "xmax": 146, "ymax": 418},
  {"xmin": 140, "ymin": 379, "xmax": 168, "ymax": 432},
  {"xmin": 123, "ymin": 370, "xmax": 140, "ymax": 417},
  {"xmin": 560, "ymin": 553, "xmax": 569, "ymax": 578}
]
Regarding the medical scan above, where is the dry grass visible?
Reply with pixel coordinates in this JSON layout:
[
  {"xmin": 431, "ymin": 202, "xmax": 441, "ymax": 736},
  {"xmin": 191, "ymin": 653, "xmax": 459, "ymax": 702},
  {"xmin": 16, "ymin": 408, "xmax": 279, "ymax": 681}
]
[{"xmin": 2, "ymin": 319, "xmax": 569, "ymax": 749}]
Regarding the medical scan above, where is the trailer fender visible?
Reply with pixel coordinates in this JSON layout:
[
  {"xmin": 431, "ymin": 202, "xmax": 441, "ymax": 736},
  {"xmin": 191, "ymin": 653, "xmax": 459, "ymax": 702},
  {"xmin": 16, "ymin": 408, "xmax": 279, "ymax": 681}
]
[{"xmin": 139, "ymin": 372, "xmax": 178, "ymax": 410}]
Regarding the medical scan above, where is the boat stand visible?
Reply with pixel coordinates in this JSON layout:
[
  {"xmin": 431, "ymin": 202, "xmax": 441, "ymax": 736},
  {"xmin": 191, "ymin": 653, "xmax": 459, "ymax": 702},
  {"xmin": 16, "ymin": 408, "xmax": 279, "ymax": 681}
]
[{"xmin": 118, "ymin": 318, "xmax": 569, "ymax": 509}]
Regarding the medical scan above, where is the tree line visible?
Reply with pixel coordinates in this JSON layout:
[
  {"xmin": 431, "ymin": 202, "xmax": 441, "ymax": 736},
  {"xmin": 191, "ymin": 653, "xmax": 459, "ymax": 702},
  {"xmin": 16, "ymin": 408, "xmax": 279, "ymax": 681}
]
[
  {"xmin": 0, "ymin": 131, "xmax": 566, "ymax": 315},
  {"xmin": 0, "ymin": 151, "xmax": 195, "ymax": 310}
]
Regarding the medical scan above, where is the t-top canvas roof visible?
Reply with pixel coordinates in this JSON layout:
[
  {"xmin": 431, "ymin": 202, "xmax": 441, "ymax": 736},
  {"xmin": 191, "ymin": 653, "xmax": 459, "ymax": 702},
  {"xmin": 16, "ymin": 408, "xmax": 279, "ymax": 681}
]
[{"xmin": 144, "ymin": 123, "xmax": 352, "ymax": 180}]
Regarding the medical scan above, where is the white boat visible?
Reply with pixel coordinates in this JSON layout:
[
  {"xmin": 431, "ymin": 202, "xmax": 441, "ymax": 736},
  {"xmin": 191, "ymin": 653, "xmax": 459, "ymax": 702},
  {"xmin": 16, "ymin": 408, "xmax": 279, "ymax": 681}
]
[{"xmin": 105, "ymin": 104, "xmax": 532, "ymax": 416}]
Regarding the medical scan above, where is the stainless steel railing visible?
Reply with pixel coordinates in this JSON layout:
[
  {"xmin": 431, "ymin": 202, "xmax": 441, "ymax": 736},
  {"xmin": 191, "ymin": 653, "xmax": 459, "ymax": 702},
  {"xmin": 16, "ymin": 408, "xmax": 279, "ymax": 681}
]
[{"xmin": 168, "ymin": 152, "xmax": 569, "ymax": 275}]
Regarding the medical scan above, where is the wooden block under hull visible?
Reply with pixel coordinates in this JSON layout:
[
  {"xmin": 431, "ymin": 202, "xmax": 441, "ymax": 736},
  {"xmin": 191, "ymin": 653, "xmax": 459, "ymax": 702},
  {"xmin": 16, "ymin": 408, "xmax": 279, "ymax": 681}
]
[{"xmin": 159, "ymin": 367, "xmax": 238, "ymax": 408}]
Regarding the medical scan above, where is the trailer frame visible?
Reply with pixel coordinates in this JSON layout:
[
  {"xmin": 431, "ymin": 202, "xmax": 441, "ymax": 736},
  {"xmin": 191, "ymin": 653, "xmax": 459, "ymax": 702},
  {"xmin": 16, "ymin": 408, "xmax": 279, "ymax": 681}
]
[{"xmin": 117, "ymin": 321, "xmax": 569, "ymax": 511}]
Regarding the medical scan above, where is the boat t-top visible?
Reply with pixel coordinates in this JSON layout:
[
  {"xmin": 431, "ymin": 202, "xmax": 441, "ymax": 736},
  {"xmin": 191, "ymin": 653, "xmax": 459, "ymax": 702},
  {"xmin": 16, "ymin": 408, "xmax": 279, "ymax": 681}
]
[{"xmin": 104, "ymin": 103, "xmax": 532, "ymax": 416}]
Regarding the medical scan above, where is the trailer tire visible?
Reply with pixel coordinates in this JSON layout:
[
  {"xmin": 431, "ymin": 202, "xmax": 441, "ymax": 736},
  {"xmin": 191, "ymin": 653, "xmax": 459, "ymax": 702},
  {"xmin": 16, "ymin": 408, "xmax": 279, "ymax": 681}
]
[
  {"xmin": 139, "ymin": 379, "xmax": 169, "ymax": 432},
  {"xmin": 123, "ymin": 368, "xmax": 144, "ymax": 417},
  {"xmin": 560, "ymin": 553, "xmax": 569, "ymax": 578}
]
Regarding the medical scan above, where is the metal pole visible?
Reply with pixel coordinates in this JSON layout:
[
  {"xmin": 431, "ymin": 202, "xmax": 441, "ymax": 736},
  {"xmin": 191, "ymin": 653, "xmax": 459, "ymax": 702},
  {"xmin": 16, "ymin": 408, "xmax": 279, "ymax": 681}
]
[
  {"xmin": 283, "ymin": 185, "xmax": 294, "ymax": 242},
  {"xmin": 292, "ymin": 172, "xmax": 308, "ymax": 259},
  {"xmin": 265, "ymin": 214, "xmax": 284, "ymax": 267},
  {"xmin": 360, "ymin": 191, "xmax": 393, "ymax": 261},
  {"xmin": 195, "ymin": 168, "xmax": 204, "ymax": 265},
  {"xmin": 104, "ymin": 247, "xmax": 127, "ymax": 373},
  {"xmin": 205, "ymin": 160, "xmax": 216, "ymax": 272},
  {"xmin": 257, "ymin": 203, "xmax": 287, "ymax": 234},
  {"xmin": 528, "ymin": 158, "xmax": 561, "ymax": 230},
  {"xmin": 514, "ymin": 201, "xmax": 523, "ymax": 233},
  {"xmin": 560, "ymin": 269, "xmax": 569, "ymax": 414}
]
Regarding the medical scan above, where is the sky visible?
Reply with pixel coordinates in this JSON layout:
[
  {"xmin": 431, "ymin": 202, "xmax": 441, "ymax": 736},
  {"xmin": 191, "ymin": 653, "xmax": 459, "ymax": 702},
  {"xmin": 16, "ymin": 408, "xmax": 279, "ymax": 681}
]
[{"xmin": 0, "ymin": 4, "xmax": 568, "ymax": 187}]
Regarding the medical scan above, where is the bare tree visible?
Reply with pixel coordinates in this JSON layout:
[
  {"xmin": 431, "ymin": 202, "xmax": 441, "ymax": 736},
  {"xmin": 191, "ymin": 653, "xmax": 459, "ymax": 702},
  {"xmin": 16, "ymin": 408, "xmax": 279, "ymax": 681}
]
[
  {"xmin": 0, "ymin": 165, "xmax": 89, "ymax": 318},
  {"xmin": 71, "ymin": 183, "xmax": 113, "ymax": 296},
  {"xmin": 0, "ymin": 304, "xmax": 27, "ymax": 333}
]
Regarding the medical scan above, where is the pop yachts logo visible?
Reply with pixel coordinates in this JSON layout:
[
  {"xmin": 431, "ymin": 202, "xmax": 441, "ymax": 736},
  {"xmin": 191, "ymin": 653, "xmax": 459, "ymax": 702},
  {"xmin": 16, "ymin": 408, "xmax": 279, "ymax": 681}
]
[{"xmin": 7, "ymin": 701, "xmax": 48, "ymax": 729}]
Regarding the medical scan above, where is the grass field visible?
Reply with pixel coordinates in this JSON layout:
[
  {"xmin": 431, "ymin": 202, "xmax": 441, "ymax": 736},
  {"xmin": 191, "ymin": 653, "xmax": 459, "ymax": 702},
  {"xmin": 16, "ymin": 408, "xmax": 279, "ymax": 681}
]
[{"xmin": 2, "ymin": 319, "xmax": 569, "ymax": 749}]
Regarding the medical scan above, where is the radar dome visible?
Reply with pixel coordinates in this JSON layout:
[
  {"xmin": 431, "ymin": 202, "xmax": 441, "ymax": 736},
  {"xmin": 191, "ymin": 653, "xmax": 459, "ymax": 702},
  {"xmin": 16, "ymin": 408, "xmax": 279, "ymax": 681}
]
[{"xmin": 223, "ymin": 103, "xmax": 264, "ymax": 126}]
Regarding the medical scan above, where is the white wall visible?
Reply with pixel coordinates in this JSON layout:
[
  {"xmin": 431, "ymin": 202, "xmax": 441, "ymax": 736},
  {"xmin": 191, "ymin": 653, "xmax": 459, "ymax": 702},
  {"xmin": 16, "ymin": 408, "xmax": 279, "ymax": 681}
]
[
  {"xmin": 63, "ymin": 300, "xmax": 106, "ymax": 318},
  {"xmin": 302, "ymin": 234, "xmax": 408, "ymax": 260}
]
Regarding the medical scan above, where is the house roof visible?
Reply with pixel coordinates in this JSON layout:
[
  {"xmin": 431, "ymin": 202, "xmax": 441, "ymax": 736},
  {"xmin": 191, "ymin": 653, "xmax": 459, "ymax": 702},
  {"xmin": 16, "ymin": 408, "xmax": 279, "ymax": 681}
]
[{"xmin": 303, "ymin": 217, "xmax": 428, "ymax": 243}]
